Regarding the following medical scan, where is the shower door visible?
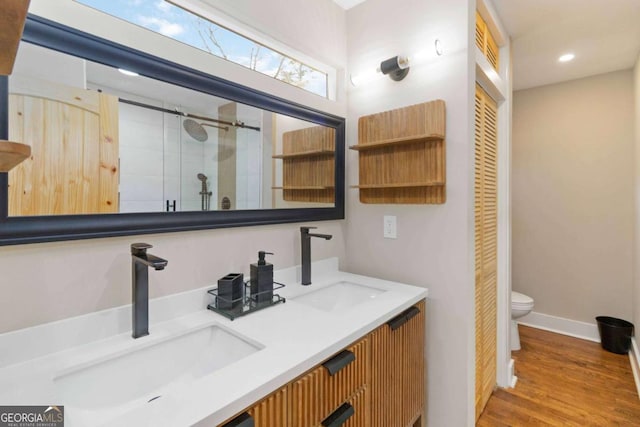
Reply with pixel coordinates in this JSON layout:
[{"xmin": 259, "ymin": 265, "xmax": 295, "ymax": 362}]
[
  {"xmin": 234, "ymin": 119, "xmax": 263, "ymax": 210},
  {"xmin": 162, "ymin": 112, "xmax": 182, "ymax": 212},
  {"xmin": 177, "ymin": 115, "xmax": 215, "ymax": 211}
]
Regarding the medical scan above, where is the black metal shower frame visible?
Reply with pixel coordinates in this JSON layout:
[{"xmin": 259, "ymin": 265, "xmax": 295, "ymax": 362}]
[{"xmin": 118, "ymin": 98, "xmax": 261, "ymax": 132}]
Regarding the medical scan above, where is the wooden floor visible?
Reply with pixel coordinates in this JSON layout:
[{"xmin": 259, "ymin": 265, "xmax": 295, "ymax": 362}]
[{"xmin": 477, "ymin": 325, "xmax": 640, "ymax": 426}]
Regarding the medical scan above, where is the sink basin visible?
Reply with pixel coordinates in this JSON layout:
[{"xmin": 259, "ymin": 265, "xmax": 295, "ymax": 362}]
[
  {"xmin": 293, "ymin": 281, "xmax": 385, "ymax": 313},
  {"xmin": 54, "ymin": 324, "xmax": 261, "ymax": 409}
]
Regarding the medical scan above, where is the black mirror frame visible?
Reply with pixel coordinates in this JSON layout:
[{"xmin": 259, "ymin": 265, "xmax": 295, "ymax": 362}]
[{"xmin": 0, "ymin": 15, "xmax": 345, "ymax": 246}]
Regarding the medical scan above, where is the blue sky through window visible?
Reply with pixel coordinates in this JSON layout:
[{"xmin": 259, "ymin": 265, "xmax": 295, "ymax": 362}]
[{"xmin": 75, "ymin": 0, "xmax": 328, "ymax": 97}]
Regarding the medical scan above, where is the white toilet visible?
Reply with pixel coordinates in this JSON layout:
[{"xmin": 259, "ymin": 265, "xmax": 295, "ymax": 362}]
[{"xmin": 511, "ymin": 291, "xmax": 534, "ymax": 351}]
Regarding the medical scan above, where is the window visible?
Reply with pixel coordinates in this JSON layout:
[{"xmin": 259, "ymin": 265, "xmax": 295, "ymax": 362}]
[{"xmin": 75, "ymin": 0, "xmax": 329, "ymax": 97}]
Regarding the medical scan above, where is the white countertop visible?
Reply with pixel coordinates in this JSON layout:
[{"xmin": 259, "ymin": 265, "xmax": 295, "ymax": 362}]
[{"xmin": 0, "ymin": 258, "xmax": 427, "ymax": 426}]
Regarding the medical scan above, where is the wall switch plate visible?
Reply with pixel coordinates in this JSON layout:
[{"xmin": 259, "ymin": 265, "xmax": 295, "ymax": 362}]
[{"xmin": 383, "ymin": 215, "xmax": 397, "ymax": 239}]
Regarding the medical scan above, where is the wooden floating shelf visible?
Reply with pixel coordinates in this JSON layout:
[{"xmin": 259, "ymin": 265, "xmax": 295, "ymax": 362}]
[
  {"xmin": 272, "ymin": 149, "xmax": 334, "ymax": 159},
  {"xmin": 278, "ymin": 126, "xmax": 336, "ymax": 203},
  {"xmin": 349, "ymin": 133, "xmax": 444, "ymax": 151},
  {"xmin": 354, "ymin": 100, "xmax": 446, "ymax": 204},
  {"xmin": 0, "ymin": 140, "xmax": 31, "ymax": 172},
  {"xmin": 272, "ymin": 186, "xmax": 334, "ymax": 190},
  {"xmin": 351, "ymin": 182, "xmax": 444, "ymax": 189},
  {"xmin": 0, "ymin": 0, "xmax": 31, "ymax": 75}
]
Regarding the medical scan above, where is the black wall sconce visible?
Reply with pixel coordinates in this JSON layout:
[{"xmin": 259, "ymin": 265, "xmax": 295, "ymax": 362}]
[
  {"xmin": 350, "ymin": 39, "xmax": 443, "ymax": 86},
  {"xmin": 379, "ymin": 55, "xmax": 410, "ymax": 81}
]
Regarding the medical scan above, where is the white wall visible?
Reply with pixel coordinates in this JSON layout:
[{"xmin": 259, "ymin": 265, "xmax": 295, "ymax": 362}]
[
  {"xmin": 198, "ymin": 0, "xmax": 346, "ymax": 71},
  {"xmin": 513, "ymin": 70, "xmax": 635, "ymax": 324},
  {"xmin": 0, "ymin": 0, "xmax": 348, "ymax": 333},
  {"xmin": 345, "ymin": 0, "xmax": 475, "ymax": 425},
  {"xmin": 12, "ymin": 42, "xmax": 86, "ymax": 88},
  {"xmin": 0, "ymin": 222, "xmax": 345, "ymax": 333},
  {"xmin": 195, "ymin": 0, "xmax": 346, "ymax": 101},
  {"xmin": 634, "ymin": 55, "xmax": 640, "ymax": 336}
]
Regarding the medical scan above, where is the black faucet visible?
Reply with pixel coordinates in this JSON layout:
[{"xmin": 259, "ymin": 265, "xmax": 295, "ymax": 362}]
[
  {"xmin": 300, "ymin": 227, "xmax": 332, "ymax": 285},
  {"xmin": 131, "ymin": 243, "xmax": 168, "ymax": 339}
]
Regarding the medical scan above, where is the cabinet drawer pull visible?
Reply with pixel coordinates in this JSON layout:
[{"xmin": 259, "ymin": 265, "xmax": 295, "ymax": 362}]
[
  {"xmin": 387, "ymin": 305, "xmax": 421, "ymax": 331},
  {"xmin": 222, "ymin": 412, "xmax": 254, "ymax": 427},
  {"xmin": 322, "ymin": 402, "xmax": 354, "ymax": 427},
  {"xmin": 322, "ymin": 349, "xmax": 356, "ymax": 376}
]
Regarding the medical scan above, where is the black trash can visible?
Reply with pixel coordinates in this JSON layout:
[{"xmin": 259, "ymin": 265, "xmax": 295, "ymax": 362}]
[{"xmin": 595, "ymin": 316, "xmax": 634, "ymax": 354}]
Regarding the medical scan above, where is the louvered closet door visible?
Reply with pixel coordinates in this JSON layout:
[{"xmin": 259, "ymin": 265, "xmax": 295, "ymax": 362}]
[
  {"xmin": 474, "ymin": 84, "xmax": 498, "ymax": 420},
  {"xmin": 475, "ymin": 11, "xmax": 500, "ymax": 71}
]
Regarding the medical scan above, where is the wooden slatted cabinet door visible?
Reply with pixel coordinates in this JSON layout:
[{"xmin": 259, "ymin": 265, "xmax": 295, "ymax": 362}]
[
  {"xmin": 289, "ymin": 337, "xmax": 369, "ymax": 427},
  {"xmin": 339, "ymin": 387, "xmax": 369, "ymax": 427},
  {"xmin": 247, "ymin": 387, "xmax": 288, "ymax": 427},
  {"xmin": 289, "ymin": 368, "xmax": 323, "ymax": 427},
  {"xmin": 474, "ymin": 84, "xmax": 499, "ymax": 420},
  {"xmin": 217, "ymin": 386, "xmax": 288, "ymax": 427},
  {"xmin": 370, "ymin": 300, "xmax": 426, "ymax": 427}
]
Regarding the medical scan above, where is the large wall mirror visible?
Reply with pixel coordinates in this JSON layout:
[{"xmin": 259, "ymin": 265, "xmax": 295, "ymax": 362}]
[{"xmin": 0, "ymin": 16, "xmax": 344, "ymax": 245}]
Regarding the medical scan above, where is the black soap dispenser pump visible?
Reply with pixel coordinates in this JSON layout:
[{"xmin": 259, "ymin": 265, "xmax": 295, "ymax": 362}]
[{"xmin": 250, "ymin": 251, "xmax": 274, "ymax": 304}]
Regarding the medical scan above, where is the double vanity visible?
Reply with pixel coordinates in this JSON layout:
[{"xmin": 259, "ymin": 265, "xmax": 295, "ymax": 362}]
[
  {"xmin": 0, "ymin": 258, "xmax": 426, "ymax": 426},
  {"xmin": 0, "ymin": 10, "xmax": 429, "ymax": 427}
]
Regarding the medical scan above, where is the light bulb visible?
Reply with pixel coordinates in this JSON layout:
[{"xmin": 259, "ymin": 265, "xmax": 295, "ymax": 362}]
[
  {"xmin": 350, "ymin": 68, "xmax": 380, "ymax": 86},
  {"xmin": 410, "ymin": 39, "xmax": 443, "ymax": 67},
  {"xmin": 410, "ymin": 50, "xmax": 429, "ymax": 66},
  {"xmin": 558, "ymin": 53, "xmax": 575, "ymax": 63}
]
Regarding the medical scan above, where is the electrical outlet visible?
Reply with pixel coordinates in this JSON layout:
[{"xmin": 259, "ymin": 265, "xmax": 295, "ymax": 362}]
[{"xmin": 383, "ymin": 215, "xmax": 397, "ymax": 239}]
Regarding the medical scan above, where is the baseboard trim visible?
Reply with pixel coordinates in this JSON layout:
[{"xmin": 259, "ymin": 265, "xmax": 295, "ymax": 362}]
[
  {"xmin": 630, "ymin": 337, "xmax": 640, "ymax": 399},
  {"xmin": 518, "ymin": 311, "xmax": 600, "ymax": 343},
  {"xmin": 508, "ymin": 358, "xmax": 517, "ymax": 388}
]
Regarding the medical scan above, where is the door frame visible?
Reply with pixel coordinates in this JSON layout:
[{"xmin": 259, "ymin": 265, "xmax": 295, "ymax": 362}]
[{"xmin": 475, "ymin": 0, "xmax": 514, "ymax": 390}]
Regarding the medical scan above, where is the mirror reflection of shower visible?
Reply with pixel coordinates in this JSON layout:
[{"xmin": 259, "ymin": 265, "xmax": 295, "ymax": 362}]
[
  {"xmin": 107, "ymin": 82, "xmax": 268, "ymax": 214},
  {"xmin": 182, "ymin": 118, "xmax": 229, "ymax": 142},
  {"xmin": 182, "ymin": 117, "xmax": 248, "ymax": 162},
  {"xmin": 197, "ymin": 173, "xmax": 212, "ymax": 211}
]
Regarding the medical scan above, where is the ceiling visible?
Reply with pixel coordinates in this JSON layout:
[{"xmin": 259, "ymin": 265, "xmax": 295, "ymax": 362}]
[
  {"xmin": 16, "ymin": 42, "xmax": 261, "ymax": 119},
  {"xmin": 334, "ymin": 0, "xmax": 640, "ymax": 91},
  {"xmin": 492, "ymin": 0, "xmax": 640, "ymax": 90},
  {"xmin": 332, "ymin": 0, "xmax": 365, "ymax": 10},
  {"xmin": 86, "ymin": 61, "xmax": 229, "ymax": 115}
]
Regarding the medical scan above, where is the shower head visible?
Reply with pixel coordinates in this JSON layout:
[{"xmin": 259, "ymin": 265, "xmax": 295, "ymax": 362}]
[
  {"xmin": 183, "ymin": 118, "xmax": 208, "ymax": 142},
  {"xmin": 197, "ymin": 173, "xmax": 208, "ymax": 182}
]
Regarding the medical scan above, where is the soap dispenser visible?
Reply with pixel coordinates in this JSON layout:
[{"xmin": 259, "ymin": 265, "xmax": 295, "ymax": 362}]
[{"xmin": 250, "ymin": 251, "xmax": 274, "ymax": 304}]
